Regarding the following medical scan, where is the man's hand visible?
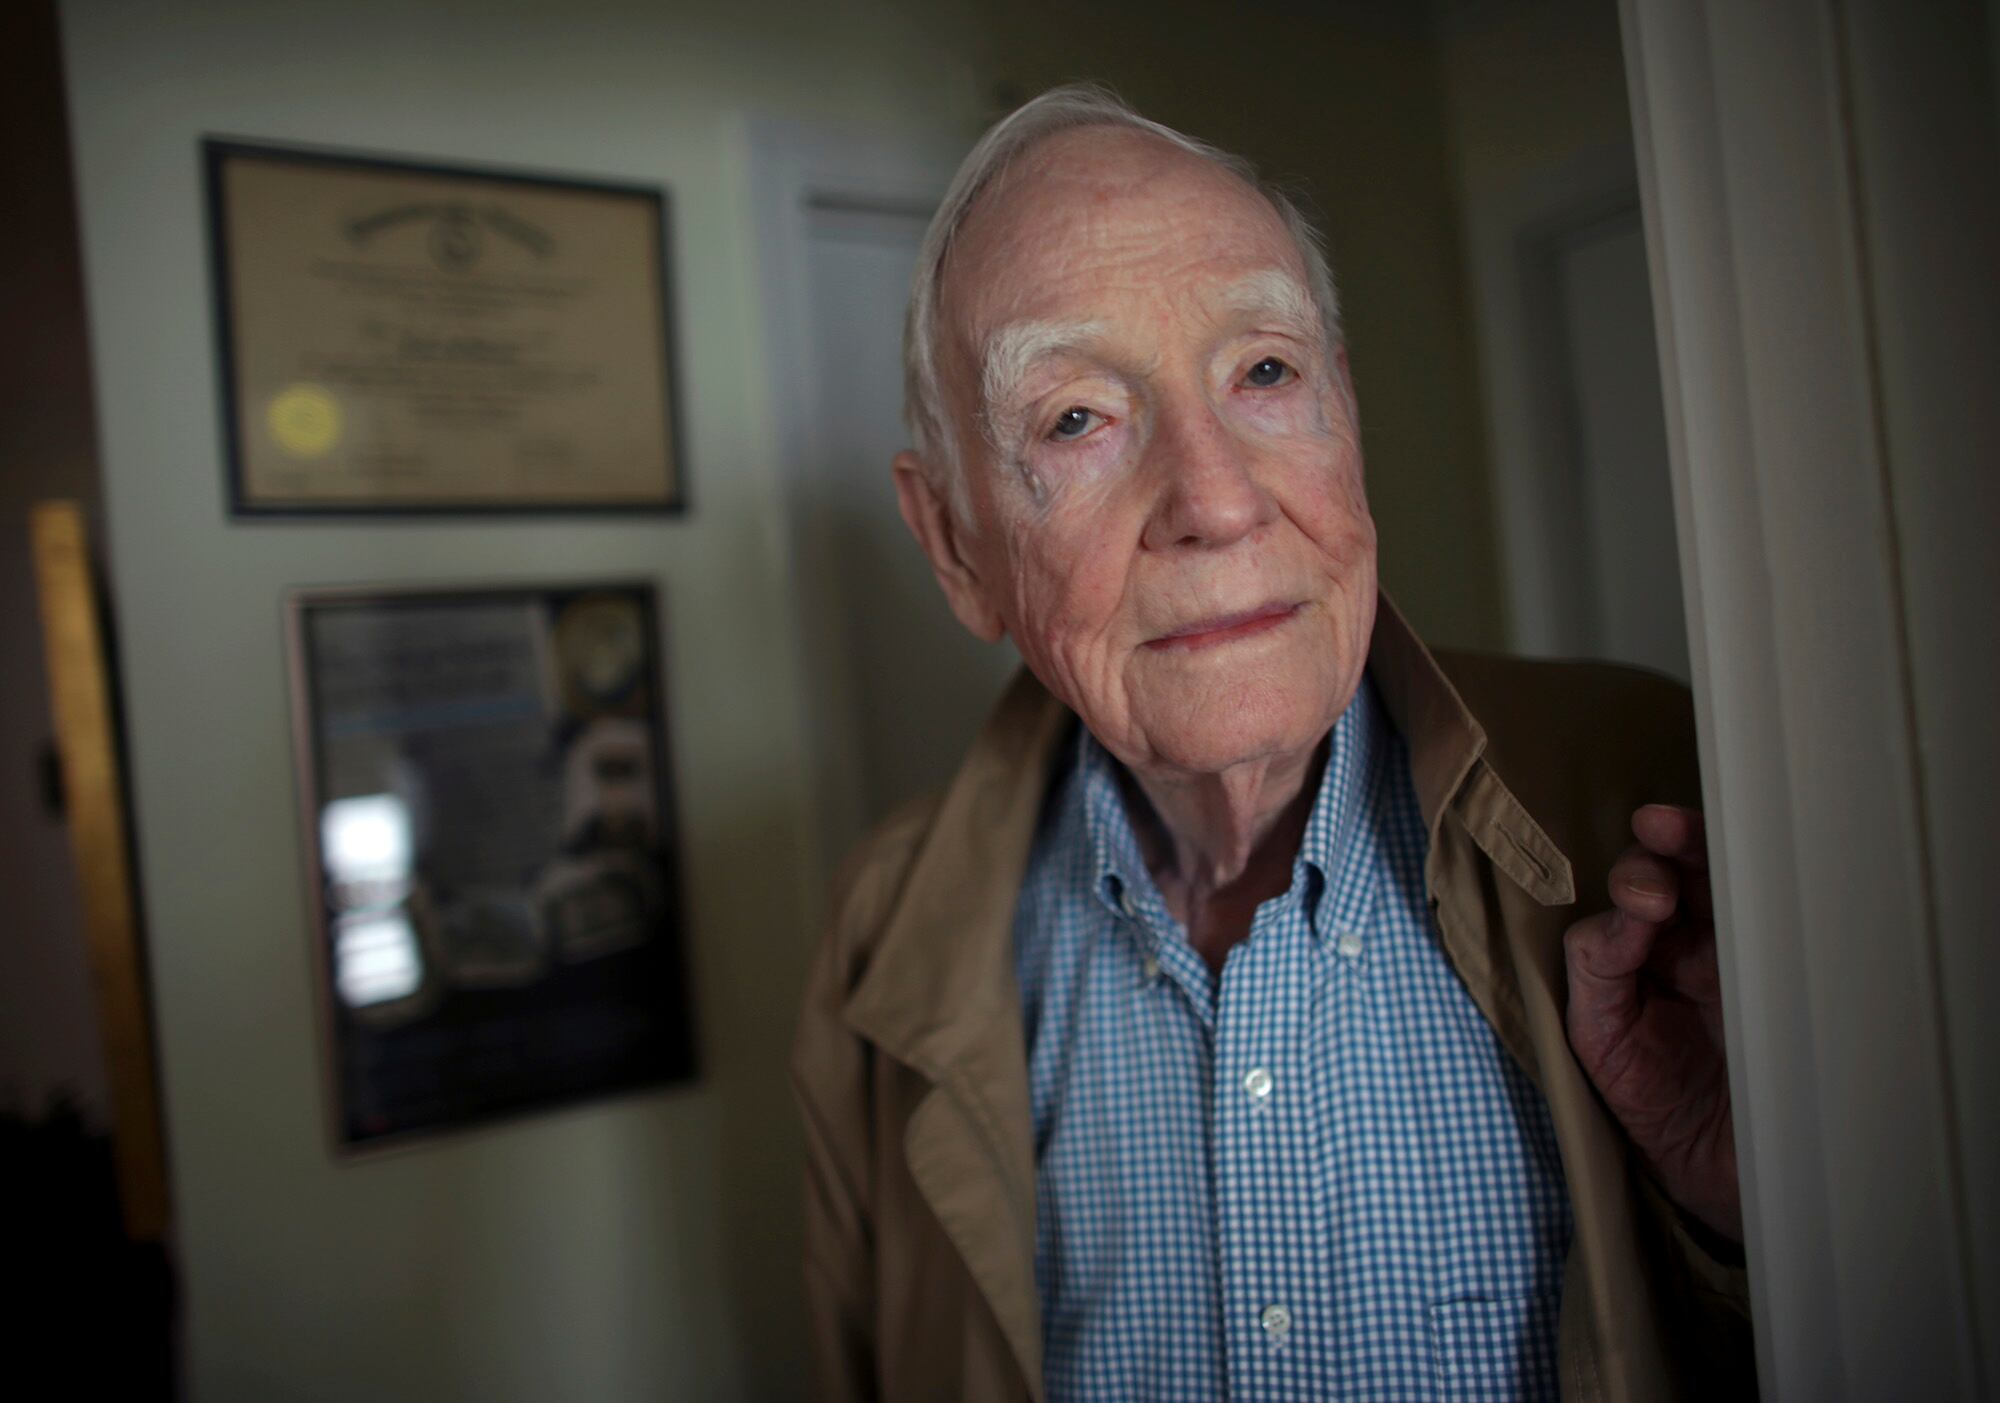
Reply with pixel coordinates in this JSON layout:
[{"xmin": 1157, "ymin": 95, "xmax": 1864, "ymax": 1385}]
[{"xmin": 1563, "ymin": 803, "xmax": 1741, "ymax": 1243}]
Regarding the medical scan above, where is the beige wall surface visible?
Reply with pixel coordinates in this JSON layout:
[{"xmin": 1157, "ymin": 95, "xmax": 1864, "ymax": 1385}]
[
  {"xmin": 57, "ymin": 1, "xmax": 1503, "ymax": 1397},
  {"xmin": 1441, "ymin": 0, "xmax": 1634, "ymax": 204}
]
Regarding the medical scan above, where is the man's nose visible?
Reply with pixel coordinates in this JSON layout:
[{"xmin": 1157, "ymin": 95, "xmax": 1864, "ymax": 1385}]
[{"xmin": 1140, "ymin": 396, "xmax": 1276, "ymax": 551}]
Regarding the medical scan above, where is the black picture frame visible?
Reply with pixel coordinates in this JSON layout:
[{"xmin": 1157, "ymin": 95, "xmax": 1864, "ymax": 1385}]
[
  {"xmin": 285, "ymin": 579, "xmax": 697, "ymax": 1152},
  {"xmin": 205, "ymin": 138, "xmax": 687, "ymax": 517}
]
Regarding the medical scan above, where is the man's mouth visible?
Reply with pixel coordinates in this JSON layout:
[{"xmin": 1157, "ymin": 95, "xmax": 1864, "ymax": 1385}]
[{"xmin": 1144, "ymin": 602, "xmax": 1301, "ymax": 652}]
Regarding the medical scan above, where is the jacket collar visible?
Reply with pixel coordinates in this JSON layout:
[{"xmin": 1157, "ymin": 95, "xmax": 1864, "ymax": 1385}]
[
  {"xmin": 840, "ymin": 662, "xmax": 1072, "ymax": 1082},
  {"xmin": 1370, "ymin": 595, "xmax": 1575, "ymax": 905},
  {"xmin": 1369, "ymin": 592, "xmax": 1487, "ymax": 835}
]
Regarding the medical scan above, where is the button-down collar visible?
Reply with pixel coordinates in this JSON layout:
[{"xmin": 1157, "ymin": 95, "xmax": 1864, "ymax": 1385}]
[{"xmin": 1078, "ymin": 674, "xmax": 1393, "ymax": 960}]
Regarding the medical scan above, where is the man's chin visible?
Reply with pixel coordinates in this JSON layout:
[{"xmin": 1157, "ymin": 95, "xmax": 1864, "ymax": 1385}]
[
  {"xmin": 1128, "ymin": 710, "xmax": 1333, "ymax": 781},
  {"xmin": 1119, "ymin": 667, "xmax": 1364, "ymax": 778}
]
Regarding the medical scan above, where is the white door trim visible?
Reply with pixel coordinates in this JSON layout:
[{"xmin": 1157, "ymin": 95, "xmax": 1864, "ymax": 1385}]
[{"xmin": 1619, "ymin": 0, "xmax": 1990, "ymax": 1395}]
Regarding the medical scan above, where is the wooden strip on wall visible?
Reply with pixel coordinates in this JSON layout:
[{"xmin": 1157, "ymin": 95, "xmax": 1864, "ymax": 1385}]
[{"xmin": 29, "ymin": 499, "xmax": 170, "ymax": 1241}]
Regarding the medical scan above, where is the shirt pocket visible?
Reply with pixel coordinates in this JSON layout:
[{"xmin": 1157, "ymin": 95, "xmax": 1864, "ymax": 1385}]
[{"xmin": 1427, "ymin": 1291, "xmax": 1562, "ymax": 1402}]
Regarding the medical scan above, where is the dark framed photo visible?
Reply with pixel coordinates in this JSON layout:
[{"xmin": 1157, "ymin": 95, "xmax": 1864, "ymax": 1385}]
[
  {"xmin": 206, "ymin": 139, "xmax": 684, "ymax": 515},
  {"xmin": 286, "ymin": 580, "xmax": 696, "ymax": 1151}
]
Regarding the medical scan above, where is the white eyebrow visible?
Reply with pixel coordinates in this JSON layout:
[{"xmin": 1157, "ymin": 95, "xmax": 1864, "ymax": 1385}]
[
  {"xmin": 1220, "ymin": 269, "xmax": 1323, "ymax": 342},
  {"xmin": 978, "ymin": 317, "xmax": 1104, "ymax": 438}
]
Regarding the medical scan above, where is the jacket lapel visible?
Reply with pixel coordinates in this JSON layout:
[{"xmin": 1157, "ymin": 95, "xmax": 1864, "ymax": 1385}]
[
  {"xmin": 1368, "ymin": 595, "xmax": 1573, "ymax": 899},
  {"xmin": 841, "ymin": 667, "xmax": 1074, "ymax": 1400}
]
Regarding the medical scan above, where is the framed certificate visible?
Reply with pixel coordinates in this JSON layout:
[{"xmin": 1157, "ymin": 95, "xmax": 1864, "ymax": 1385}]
[
  {"xmin": 206, "ymin": 140, "xmax": 684, "ymax": 514},
  {"xmin": 286, "ymin": 581, "xmax": 696, "ymax": 1150}
]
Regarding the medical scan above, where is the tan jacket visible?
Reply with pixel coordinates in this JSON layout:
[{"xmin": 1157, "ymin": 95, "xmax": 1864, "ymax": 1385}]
[{"xmin": 793, "ymin": 598, "xmax": 1755, "ymax": 1402}]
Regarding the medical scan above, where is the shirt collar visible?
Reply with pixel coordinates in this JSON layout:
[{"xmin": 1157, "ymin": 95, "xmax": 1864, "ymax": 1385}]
[
  {"xmin": 1296, "ymin": 674, "xmax": 1384, "ymax": 895},
  {"xmin": 1075, "ymin": 727, "xmax": 1149, "ymax": 930},
  {"xmin": 1074, "ymin": 675, "xmax": 1389, "ymax": 951}
]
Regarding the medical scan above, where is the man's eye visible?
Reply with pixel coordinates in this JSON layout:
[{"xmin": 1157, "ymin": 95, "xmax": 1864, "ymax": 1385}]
[
  {"xmin": 1243, "ymin": 357, "xmax": 1294, "ymax": 388},
  {"xmin": 1047, "ymin": 406, "xmax": 1102, "ymax": 442}
]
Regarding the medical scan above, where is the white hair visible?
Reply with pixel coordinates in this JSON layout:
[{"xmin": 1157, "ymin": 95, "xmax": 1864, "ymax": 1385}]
[{"xmin": 902, "ymin": 83, "xmax": 1345, "ymax": 518}]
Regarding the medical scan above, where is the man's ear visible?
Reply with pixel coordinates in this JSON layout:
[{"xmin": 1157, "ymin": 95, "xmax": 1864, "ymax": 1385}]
[{"xmin": 892, "ymin": 451, "xmax": 1007, "ymax": 644}]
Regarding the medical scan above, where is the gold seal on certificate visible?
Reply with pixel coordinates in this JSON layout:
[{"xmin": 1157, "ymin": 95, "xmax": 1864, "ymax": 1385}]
[
  {"xmin": 267, "ymin": 383, "xmax": 342, "ymax": 458},
  {"xmin": 206, "ymin": 141, "xmax": 682, "ymax": 514}
]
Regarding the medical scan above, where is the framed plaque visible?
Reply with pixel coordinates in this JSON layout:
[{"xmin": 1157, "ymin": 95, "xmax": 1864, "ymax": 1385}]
[
  {"xmin": 286, "ymin": 581, "xmax": 696, "ymax": 1150},
  {"xmin": 206, "ymin": 140, "xmax": 683, "ymax": 514}
]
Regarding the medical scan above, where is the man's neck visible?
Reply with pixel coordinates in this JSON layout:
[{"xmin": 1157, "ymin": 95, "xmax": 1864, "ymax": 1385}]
[{"xmin": 1122, "ymin": 739, "xmax": 1328, "ymax": 974}]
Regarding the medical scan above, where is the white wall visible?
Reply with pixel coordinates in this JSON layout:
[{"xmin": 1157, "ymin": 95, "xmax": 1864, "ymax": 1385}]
[{"xmin": 58, "ymin": 1, "xmax": 987, "ymax": 1397}]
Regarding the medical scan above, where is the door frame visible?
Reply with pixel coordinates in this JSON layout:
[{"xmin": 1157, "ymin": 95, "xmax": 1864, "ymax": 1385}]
[
  {"xmin": 1465, "ymin": 141, "xmax": 1644, "ymax": 660},
  {"xmin": 1619, "ymin": 1, "xmax": 1995, "ymax": 1395},
  {"xmin": 744, "ymin": 119, "xmax": 962, "ymax": 899}
]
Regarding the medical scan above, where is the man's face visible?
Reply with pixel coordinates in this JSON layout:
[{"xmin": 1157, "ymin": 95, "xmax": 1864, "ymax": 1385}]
[{"xmin": 908, "ymin": 126, "xmax": 1378, "ymax": 779}]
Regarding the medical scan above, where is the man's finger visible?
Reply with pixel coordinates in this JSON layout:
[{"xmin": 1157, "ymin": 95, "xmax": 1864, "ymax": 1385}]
[
  {"xmin": 1564, "ymin": 905, "xmax": 1662, "ymax": 989},
  {"xmin": 1608, "ymin": 847, "xmax": 1680, "ymax": 925},
  {"xmin": 1645, "ymin": 921, "xmax": 1727, "ymax": 1044},
  {"xmin": 1564, "ymin": 907, "xmax": 1662, "ymax": 1065},
  {"xmin": 1633, "ymin": 803, "xmax": 1707, "ymax": 869}
]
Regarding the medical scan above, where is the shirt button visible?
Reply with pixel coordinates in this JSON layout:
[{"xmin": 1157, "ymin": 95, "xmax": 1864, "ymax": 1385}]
[
  {"xmin": 1140, "ymin": 955, "xmax": 1161, "ymax": 982},
  {"xmin": 1119, "ymin": 887, "xmax": 1138, "ymax": 920},
  {"xmin": 1260, "ymin": 1303, "xmax": 1292, "ymax": 1343},
  {"xmin": 1336, "ymin": 930, "xmax": 1363, "ymax": 959},
  {"xmin": 1243, "ymin": 1066, "xmax": 1274, "ymax": 1103}
]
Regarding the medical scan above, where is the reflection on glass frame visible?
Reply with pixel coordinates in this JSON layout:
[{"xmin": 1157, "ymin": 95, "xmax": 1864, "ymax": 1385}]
[{"xmin": 286, "ymin": 580, "xmax": 695, "ymax": 1151}]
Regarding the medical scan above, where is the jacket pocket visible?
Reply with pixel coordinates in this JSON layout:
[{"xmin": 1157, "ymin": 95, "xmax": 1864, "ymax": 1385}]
[{"xmin": 1427, "ymin": 1292, "xmax": 1561, "ymax": 1402}]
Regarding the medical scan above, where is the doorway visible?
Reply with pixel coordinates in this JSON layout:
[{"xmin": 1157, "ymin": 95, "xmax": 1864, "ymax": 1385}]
[
  {"xmin": 750, "ymin": 124, "xmax": 1018, "ymax": 890},
  {"xmin": 1544, "ymin": 200, "xmax": 1687, "ymax": 682}
]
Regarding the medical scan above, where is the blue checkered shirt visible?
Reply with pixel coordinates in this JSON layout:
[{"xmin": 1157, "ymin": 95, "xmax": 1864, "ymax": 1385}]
[{"xmin": 1016, "ymin": 675, "xmax": 1573, "ymax": 1400}]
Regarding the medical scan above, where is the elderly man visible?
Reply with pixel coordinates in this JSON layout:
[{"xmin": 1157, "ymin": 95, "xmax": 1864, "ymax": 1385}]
[{"xmin": 793, "ymin": 87, "xmax": 1752, "ymax": 1402}]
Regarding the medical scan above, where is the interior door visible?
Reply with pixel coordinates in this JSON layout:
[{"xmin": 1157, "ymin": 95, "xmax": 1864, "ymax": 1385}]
[
  {"xmin": 1552, "ymin": 207, "xmax": 1690, "ymax": 682},
  {"xmin": 753, "ymin": 129, "xmax": 1019, "ymax": 885},
  {"xmin": 799, "ymin": 199, "xmax": 1021, "ymax": 854}
]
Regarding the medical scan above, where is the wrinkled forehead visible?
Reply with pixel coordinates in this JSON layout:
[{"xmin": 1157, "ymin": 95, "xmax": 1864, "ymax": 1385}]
[{"xmin": 937, "ymin": 127, "xmax": 1308, "ymax": 369}]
